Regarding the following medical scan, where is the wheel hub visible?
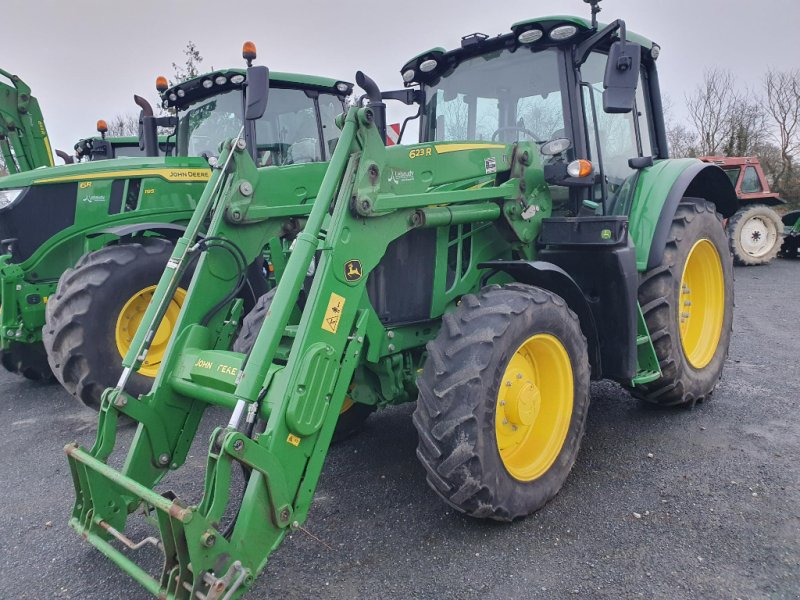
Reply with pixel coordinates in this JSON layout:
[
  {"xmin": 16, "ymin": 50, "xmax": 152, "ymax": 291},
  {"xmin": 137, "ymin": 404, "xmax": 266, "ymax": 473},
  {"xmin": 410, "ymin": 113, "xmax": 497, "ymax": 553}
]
[
  {"xmin": 115, "ymin": 285, "xmax": 187, "ymax": 377},
  {"xmin": 740, "ymin": 215, "xmax": 777, "ymax": 257},
  {"xmin": 678, "ymin": 239, "xmax": 725, "ymax": 369},
  {"xmin": 495, "ymin": 334, "xmax": 573, "ymax": 482},
  {"xmin": 502, "ymin": 369, "xmax": 540, "ymax": 427}
]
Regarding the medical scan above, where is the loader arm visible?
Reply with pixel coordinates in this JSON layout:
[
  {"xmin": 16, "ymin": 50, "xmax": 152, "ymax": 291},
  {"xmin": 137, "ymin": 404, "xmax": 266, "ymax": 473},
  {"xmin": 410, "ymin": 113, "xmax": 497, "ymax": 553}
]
[
  {"xmin": 65, "ymin": 104, "xmax": 538, "ymax": 598},
  {"xmin": 0, "ymin": 68, "xmax": 53, "ymax": 173}
]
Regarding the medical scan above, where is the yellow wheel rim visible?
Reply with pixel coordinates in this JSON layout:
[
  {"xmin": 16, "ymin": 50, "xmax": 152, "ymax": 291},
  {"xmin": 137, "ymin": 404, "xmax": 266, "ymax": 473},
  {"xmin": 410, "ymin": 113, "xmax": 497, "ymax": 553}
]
[
  {"xmin": 495, "ymin": 333, "xmax": 573, "ymax": 482},
  {"xmin": 679, "ymin": 239, "xmax": 725, "ymax": 369},
  {"xmin": 115, "ymin": 285, "xmax": 186, "ymax": 378}
]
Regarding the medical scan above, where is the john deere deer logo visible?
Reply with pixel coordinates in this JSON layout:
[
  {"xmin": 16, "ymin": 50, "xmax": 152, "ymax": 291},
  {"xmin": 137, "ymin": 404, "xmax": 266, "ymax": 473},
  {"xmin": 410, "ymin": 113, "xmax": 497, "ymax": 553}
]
[{"xmin": 344, "ymin": 259, "xmax": 362, "ymax": 282}]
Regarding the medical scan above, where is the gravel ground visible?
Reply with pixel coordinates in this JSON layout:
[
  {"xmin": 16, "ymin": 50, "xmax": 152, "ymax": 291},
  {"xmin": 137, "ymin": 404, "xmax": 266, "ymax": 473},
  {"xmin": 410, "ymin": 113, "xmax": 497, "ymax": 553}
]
[{"xmin": 1, "ymin": 261, "xmax": 798, "ymax": 599}]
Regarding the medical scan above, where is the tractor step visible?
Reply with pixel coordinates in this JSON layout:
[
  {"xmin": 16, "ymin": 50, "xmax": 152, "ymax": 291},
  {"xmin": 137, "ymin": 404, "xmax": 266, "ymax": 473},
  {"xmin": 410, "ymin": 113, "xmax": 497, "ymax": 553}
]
[{"xmin": 631, "ymin": 303, "xmax": 661, "ymax": 387}]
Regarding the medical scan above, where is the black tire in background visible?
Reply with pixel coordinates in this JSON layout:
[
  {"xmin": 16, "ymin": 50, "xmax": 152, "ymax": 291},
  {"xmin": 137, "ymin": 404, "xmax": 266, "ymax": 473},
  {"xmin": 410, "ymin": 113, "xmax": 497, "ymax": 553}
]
[
  {"xmin": 414, "ymin": 283, "xmax": 590, "ymax": 521},
  {"xmin": 0, "ymin": 341, "xmax": 53, "ymax": 382},
  {"xmin": 630, "ymin": 199, "xmax": 734, "ymax": 407},
  {"xmin": 233, "ymin": 289, "xmax": 375, "ymax": 441}
]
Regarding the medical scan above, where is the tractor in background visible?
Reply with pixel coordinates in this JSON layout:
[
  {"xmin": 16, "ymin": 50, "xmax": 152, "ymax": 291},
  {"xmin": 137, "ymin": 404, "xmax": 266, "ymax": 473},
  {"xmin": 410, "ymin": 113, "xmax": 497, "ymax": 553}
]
[
  {"xmin": 0, "ymin": 45, "xmax": 352, "ymax": 408},
  {"xmin": 700, "ymin": 156, "xmax": 786, "ymax": 265},
  {"xmin": 64, "ymin": 4, "xmax": 737, "ymax": 598}
]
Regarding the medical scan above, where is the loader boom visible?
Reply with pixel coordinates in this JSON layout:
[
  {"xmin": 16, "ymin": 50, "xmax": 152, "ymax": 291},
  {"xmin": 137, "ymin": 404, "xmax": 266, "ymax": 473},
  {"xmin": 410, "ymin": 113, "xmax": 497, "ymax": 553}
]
[{"xmin": 0, "ymin": 68, "xmax": 53, "ymax": 173}]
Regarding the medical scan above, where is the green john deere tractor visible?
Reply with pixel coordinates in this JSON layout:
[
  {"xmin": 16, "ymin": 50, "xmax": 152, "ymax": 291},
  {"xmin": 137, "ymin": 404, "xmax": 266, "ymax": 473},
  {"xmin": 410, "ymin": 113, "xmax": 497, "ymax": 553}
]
[
  {"xmin": 65, "ymin": 4, "xmax": 736, "ymax": 598},
  {"xmin": 0, "ymin": 68, "xmax": 54, "ymax": 173},
  {"xmin": 0, "ymin": 46, "xmax": 352, "ymax": 402},
  {"xmin": 71, "ymin": 117, "xmax": 174, "ymax": 163}
]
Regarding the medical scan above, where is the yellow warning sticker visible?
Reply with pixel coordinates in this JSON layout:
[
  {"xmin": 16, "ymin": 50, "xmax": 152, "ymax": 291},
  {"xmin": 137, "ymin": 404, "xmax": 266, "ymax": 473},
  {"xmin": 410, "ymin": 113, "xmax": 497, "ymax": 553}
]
[
  {"xmin": 287, "ymin": 433, "xmax": 301, "ymax": 447},
  {"xmin": 321, "ymin": 292, "xmax": 345, "ymax": 334}
]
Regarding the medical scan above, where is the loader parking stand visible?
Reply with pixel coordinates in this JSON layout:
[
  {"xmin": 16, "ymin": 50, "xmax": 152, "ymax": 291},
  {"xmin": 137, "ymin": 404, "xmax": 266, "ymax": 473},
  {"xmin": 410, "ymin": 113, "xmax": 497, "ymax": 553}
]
[{"xmin": 1, "ymin": 1, "xmax": 799, "ymax": 598}]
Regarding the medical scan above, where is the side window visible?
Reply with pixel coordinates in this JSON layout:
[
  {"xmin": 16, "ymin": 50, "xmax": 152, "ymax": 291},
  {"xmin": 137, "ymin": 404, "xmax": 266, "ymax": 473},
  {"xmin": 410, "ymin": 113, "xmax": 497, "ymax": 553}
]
[
  {"xmin": 581, "ymin": 52, "xmax": 643, "ymax": 208},
  {"xmin": 636, "ymin": 71, "xmax": 654, "ymax": 156},
  {"xmin": 741, "ymin": 166, "xmax": 763, "ymax": 193}
]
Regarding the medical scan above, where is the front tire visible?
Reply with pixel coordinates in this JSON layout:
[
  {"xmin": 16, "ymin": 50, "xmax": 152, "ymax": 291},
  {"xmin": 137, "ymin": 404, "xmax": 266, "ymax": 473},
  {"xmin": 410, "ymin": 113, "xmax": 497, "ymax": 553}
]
[
  {"xmin": 43, "ymin": 239, "xmax": 186, "ymax": 409},
  {"xmin": 631, "ymin": 199, "xmax": 734, "ymax": 407},
  {"xmin": 414, "ymin": 283, "xmax": 590, "ymax": 521},
  {"xmin": 727, "ymin": 204, "xmax": 783, "ymax": 265}
]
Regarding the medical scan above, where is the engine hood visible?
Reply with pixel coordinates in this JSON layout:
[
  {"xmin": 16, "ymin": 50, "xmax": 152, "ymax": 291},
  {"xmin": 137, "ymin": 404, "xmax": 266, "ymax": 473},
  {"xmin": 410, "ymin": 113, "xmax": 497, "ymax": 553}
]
[{"xmin": 0, "ymin": 155, "xmax": 211, "ymax": 189}]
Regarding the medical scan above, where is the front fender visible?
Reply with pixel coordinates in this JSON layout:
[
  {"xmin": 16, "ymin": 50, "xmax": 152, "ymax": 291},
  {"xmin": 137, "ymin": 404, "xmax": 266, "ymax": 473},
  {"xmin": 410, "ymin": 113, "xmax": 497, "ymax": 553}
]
[{"xmin": 628, "ymin": 158, "xmax": 737, "ymax": 271}]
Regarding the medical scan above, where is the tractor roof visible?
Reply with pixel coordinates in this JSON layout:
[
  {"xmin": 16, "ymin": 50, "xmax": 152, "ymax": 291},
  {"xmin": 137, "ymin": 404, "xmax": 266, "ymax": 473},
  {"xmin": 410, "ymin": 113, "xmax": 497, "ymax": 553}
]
[
  {"xmin": 161, "ymin": 69, "xmax": 353, "ymax": 111},
  {"xmin": 401, "ymin": 15, "xmax": 656, "ymax": 85}
]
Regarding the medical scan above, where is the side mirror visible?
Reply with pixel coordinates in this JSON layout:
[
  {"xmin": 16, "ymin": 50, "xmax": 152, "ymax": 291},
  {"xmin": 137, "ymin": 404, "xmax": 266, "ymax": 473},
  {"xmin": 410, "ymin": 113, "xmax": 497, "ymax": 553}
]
[
  {"xmin": 245, "ymin": 66, "xmax": 269, "ymax": 121},
  {"xmin": 603, "ymin": 40, "xmax": 641, "ymax": 114}
]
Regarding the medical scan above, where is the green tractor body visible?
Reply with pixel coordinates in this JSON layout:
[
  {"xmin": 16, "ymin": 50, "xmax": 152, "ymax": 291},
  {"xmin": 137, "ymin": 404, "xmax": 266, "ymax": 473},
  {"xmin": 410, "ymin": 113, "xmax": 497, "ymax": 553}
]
[
  {"xmin": 0, "ymin": 68, "xmax": 54, "ymax": 173},
  {"xmin": 0, "ymin": 67, "xmax": 351, "ymax": 387},
  {"xmin": 65, "ymin": 12, "xmax": 737, "ymax": 599}
]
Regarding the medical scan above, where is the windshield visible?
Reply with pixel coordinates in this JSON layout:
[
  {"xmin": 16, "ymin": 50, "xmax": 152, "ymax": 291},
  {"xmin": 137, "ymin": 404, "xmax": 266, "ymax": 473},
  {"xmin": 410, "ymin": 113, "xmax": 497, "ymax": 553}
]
[
  {"xmin": 422, "ymin": 48, "xmax": 567, "ymax": 146},
  {"xmin": 175, "ymin": 86, "xmax": 343, "ymax": 164},
  {"xmin": 176, "ymin": 89, "xmax": 243, "ymax": 157}
]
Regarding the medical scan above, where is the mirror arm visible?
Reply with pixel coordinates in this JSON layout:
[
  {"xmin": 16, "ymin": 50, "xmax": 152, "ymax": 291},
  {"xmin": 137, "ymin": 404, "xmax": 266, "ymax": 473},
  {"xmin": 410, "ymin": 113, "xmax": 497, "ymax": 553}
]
[
  {"xmin": 381, "ymin": 88, "xmax": 424, "ymax": 107},
  {"xmin": 574, "ymin": 19, "xmax": 626, "ymax": 67}
]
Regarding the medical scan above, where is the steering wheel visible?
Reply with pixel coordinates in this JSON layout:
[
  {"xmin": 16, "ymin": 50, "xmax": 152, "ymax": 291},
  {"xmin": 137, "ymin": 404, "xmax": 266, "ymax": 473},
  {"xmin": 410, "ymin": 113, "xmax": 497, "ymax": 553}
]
[{"xmin": 491, "ymin": 126, "xmax": 542, "ymax": 143}]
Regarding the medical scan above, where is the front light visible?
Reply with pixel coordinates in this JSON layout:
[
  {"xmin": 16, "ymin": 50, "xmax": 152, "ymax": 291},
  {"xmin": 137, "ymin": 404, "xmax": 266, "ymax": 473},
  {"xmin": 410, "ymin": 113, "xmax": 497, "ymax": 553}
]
[
  {"xmin": 336, "ymin": 82, "xmax": 350, "ymax": 93},
  {"xmin": 0, "ymin": 188, "xmax": 24, "ymax": 211},
  {"xmin": 517, "ymin": 29, "xmax": 543, "ymax": 44},
  {"xmin": 176, "ymin": 89, "xmax": 185, "ymax": 97},
  {"xmin": 567, "ymin": 159, "xmax": 593, "ymax": 178},
  {"xmin": 202, "ymin": 79, "xmax": 214, "ymax": 89},
  {"xmin": 168, "ymin": 93, "xmax": 177, "ymax": 101},
  {"xmin": 215, "ymin": 75, "xmax": 227, "ymax": 85},
  {"xmin": 419, "ymin": 59, "xmax": 438, "ymax": 73},
  {"xmin": 231, "ymin": 74, "xmax": 245, "ymax": 85},
  {"xmin": 550, "ymin": 25, "xmax": 578, "ymax": 41},
  {"xmin": 651, "ymin": 45, "xmax": 661, "ymax": 60},
  {"xmin": 402, "ymin": 69, "xmax": 416, "ymax": 83}
]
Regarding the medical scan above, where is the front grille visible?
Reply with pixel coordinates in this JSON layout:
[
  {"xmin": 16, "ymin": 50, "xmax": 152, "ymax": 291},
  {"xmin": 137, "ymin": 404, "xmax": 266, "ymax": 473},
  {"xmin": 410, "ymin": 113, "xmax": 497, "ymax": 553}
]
[{"xmin": 0, "ymin": 183, "xmax": 78, "ymax": 263}]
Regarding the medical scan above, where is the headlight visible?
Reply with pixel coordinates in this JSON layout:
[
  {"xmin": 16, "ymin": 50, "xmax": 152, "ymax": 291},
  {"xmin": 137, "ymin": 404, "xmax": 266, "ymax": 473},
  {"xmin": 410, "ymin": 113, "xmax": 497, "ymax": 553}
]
[
  {"xmin": 0, "ymin": 188, "xmax": 24, "ymax": 211},
  {"xmin": 231, "ymin": 74, "xmax": 245, "ymax": 85},
  {"xmin": 419, "ymin": 59, "xmax": 438, "ymax": 73},
  {"xmin": 550, "ymin": 25, "xmax": 578, "ymax": 41}
]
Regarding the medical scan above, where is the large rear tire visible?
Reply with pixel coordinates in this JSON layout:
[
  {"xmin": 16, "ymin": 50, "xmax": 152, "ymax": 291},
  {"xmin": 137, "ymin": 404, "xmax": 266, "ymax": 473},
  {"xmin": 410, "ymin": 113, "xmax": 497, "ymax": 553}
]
[
  {"xmin": 43, "ymin": 239, "xmax": 187, "ymax": 409},
  {"xmin": 233, "ymin": 289, "xmax": 374, "ymax": 441},
  {"xmin": 0, "ymin": 341, "xmax": 54, "ymax": 381},
  {"xmin": 631, "ymin": 199, "xmax": 734, "ymax": 407},
  {"xmin": 414, "ymin": 283, "xmax": 590, "ymax": 521},
  {"xmin": 727, "ymin": 204, "xmax": 783, "ymax": 265}
]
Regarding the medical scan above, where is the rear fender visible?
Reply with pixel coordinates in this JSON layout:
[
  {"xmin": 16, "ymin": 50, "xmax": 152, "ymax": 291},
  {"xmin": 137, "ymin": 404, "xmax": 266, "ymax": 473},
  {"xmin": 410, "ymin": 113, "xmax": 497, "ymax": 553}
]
[
  {"xmin": 628, "ymin": 159, "xmax": 737, "ymax": 271},
  {"xmin": 87, "ymin": 222, "xmax": 187, "ymax": 240}
]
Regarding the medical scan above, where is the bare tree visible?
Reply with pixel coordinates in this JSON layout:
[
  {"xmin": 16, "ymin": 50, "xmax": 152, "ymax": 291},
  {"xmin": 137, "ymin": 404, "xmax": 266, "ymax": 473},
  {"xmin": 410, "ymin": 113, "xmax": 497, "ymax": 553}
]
[
  {"xmin": 685, "ymin": 69, "xmax": 736, "ymax": 156},
  {"xmin": 106, "ymin": 113, "xmax": 140, "ymax": 137},
  {"xmin": 764, "ymin": 69, "xmax": 800, "ymax": 191}
]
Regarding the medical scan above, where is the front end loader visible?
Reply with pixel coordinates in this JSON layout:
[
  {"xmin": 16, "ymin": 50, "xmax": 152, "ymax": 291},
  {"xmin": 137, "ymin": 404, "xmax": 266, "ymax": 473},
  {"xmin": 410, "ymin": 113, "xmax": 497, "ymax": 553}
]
[
  {"xmin": 65, "ymin": 6, "xmax": 737, "ymax": 598},
  {"xmin": 0, "ymin": 67, "xmax": 53, "ymax": 173}
]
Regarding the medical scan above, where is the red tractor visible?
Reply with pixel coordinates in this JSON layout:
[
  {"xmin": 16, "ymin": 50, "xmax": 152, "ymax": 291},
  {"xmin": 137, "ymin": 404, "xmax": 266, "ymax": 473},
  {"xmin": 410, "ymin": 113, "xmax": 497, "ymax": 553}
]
[{"xmin": 700, "ymin": 156, "xmax": 785, "ymax": 265}]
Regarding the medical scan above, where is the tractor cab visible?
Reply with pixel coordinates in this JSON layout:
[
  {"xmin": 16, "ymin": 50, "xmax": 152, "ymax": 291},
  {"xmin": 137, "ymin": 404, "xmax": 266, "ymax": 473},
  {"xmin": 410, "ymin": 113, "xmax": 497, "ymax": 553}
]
[
  {"xmin": 157, "ymin": 63, "xmax": 352, "ymax": 167},
  {"xmin": 401, "ymin": 16, "xmax": 666, "ymax": 218}
]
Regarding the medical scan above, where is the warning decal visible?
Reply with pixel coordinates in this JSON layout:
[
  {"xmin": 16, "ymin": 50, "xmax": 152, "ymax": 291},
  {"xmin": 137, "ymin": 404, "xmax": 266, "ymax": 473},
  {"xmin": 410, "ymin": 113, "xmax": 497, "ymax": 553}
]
[{"xmin": 321, "ymin": 292, "xmax": 346, "ymax": 334}]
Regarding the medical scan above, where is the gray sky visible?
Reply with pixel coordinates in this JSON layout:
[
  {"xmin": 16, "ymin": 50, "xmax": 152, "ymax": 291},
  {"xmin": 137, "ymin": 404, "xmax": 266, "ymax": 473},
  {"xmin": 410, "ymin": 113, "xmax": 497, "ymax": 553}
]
[{"xmin": 2, "ymin": 0, "xmax": 798, "ymax": 153}]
